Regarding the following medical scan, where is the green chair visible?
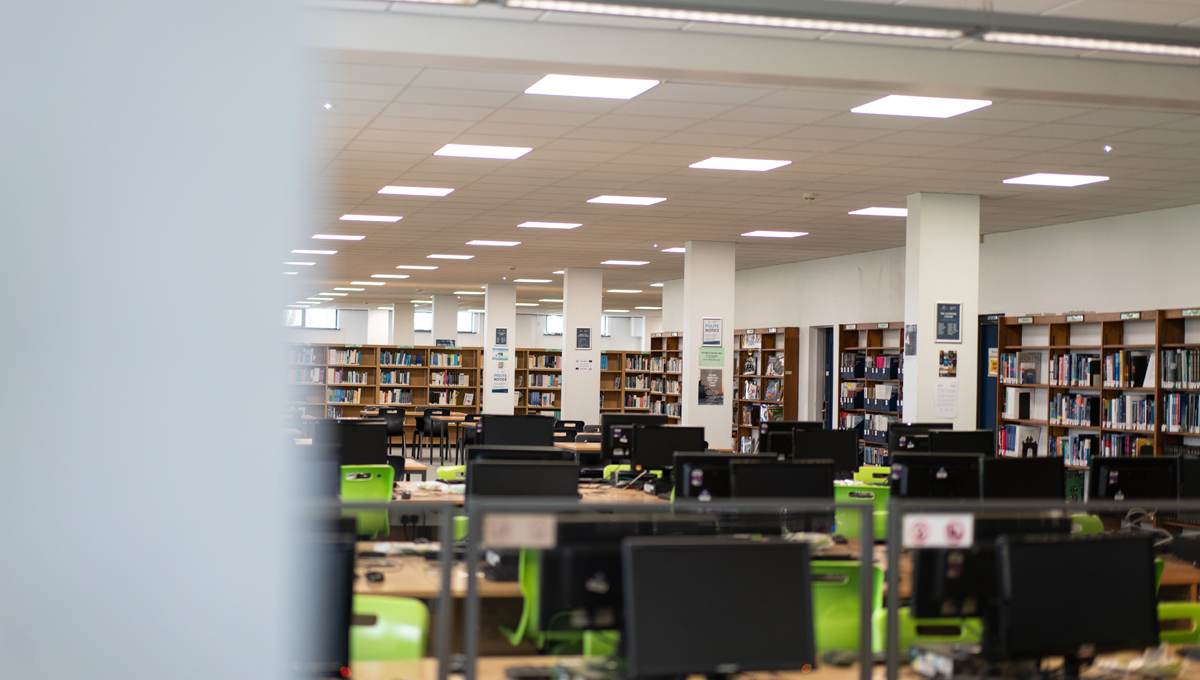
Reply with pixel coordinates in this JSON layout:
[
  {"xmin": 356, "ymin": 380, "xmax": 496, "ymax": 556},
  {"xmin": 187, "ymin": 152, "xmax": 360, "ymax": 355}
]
[
  {"xmin": 350, "ymin": 595, "xmax": 429, "ymax": 661},
  {"xmin": 583, "ymin": 630, "xmax": 620, "ymax": 657},
  {"xmin": 453, "ymin": 516, "xmax": 469, "ymax": 542},
  {"xmin": 601, "ymin": 464, "xmax": 661, "ymax": 480},
  {"xmin": 811, "ymin": 560, "xmax": 884, "ymax": 653},
  {"xmin": 437, "ymin": 465, "xmax": 466, "ymax": 482},
  {"xmin": 501, "ymin": 549, "xmax": 597, "ymax": 654},
  {"xmin": 340, "ymin": 464, "xmax": 395, "ymax": 539},
  {"xmin": 1157, "ymin": 557, "xmax": 1165, "ymax": 593},
  {"xmin": 1158, "ymin": 602, "xmax": 1200, "ymax": 645},
  {"xmin": 875, "ymin": 607, "xmax": 982, "ymax": 652},
  {"xmin": 1070, "ymin": 514, "xmax": 1104, "ymax": 535},
  {"xmin": 833, "ymin": 484, "xmax": 889, "ymax": 540},
  {"xmin": 854, "ymin": 466, "xmax": 891, "ymax": 485}
]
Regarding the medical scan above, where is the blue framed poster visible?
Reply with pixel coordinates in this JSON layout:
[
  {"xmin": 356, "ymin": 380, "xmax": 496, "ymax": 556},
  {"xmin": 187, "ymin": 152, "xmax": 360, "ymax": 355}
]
[{"xmin": 936, "ymin": 302, "xmax": 961, "ymax": 343}]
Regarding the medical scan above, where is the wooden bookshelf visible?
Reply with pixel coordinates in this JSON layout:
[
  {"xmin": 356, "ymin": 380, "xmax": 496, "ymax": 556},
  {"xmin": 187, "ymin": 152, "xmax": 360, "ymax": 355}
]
[
  {"xmin": 837, "ymin": 321, "xmax": 904, "ymax": 466},
  {"xmin": 733, "ymin": 327, "xmax": 800, "ymax": 453},
  {"xmin": 995, "ymin": 308, "xmax": 1200, "ymax": 467},
  {"xmin": 514, "ymin": 348, "xmax": 563, "ymax": 416},
  {"xmin": 649, "ymin": 332, "xmax": 683, "ymax": 422}
]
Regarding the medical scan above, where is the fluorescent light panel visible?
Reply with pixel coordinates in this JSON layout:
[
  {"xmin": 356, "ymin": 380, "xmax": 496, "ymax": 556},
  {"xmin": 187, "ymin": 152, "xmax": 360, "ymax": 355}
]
[
  {"xmin": 851, "ymin": 95, "xmax": 991, "ymax": 118},
  {"xmin": 588, "ymin": 195, "xmax": 666, "ymax": 206},
  {"xmin": 308, "ymin": 297, "xmax": 332, "ymax": 301},
  {"xmin": 292, "ymin": 250, "xmax": 336, "ymax": 255},
  {"xmin": 378, "ymin": 185, "xmax": 455, "ymax": 196},
  {"xmin": 351, "ymin": 281, "xmax": 385, "ymax": 286},
  {"xmin": 1003, "ymin": 173, "xmax": 1110, "ymax": 187},
  {"xmin": 504, "ymin": 0, "xmax": 964, "ymax": 39},
  {"xmin": 454, "ymin": 291, "xmax": 485, "ymax": 295},
  {"xmin": 428, "ymin": 254, "xmax": 474, "ymax": 260},
  {"xmin": 553, "ymin": 270, "xmax": 565, "ymax": 275},
  {"xmin": 284, "ymin": 272, "xmax": 298, "ymax": 275},
  {"xmin": 608, "ymin": 289, "xmax": 643, "ymax": 293},
  {"xmin": 340, "ymin": 214, "xmax": 401, "ymax": 222},
  {"xmin": 397, "ymin": 265, "xmax": 438, "ymax": 270},
  {"xmin": 601, "ymin": 260, "xmax": 648, "ymax": 266},
  {"xmin": 518, "ymin": 221, "xmax": 581, "ymax": 229},
  {"xmin": 635, "ymin": 306, "xmax": 662, "ymax": 310},
  {"xmin": 742, "ymin": 230, "xmax": 808, "ymax": 238},
  {"xmin": 411, "ymin": 300, "xmax": 432, "ymax": 304},
  {"xmin": 312, "ymin": 234, "xmax": 365, "ymax": 240},
  {"xmin": 371, "ymin": 274, "xmax": 410, "ymax": 279},
  {"xmin": 982, "ymin": 31, "xmax": 1200, "ymax": 58},
  {"xmin": 850, "ymin": 207, "xmax": 908, "ymax": 217},
  {"xmin": 515, "ymin": 303, "xmax": 540, "ymax": 307},
  {"xmin": 539, "ymin": 298, "xmax": 563, "ymax": 302},
  {"xmin": 434, "ymin": 144, "xmax": 532, "ymax": 160},
  {"xmin": 650, "ymin": 283, "xmax": 663, "ymax": 287},
  {"xmin": 466, "ymin": 240, "xmax": 521, "ymax": 247},
  {"xmin": 690, "ymin": 157, "xmax": 791, "ymax": 172},
  {"xmin": 321, "ymin": 292, "xmax": 349, "ymax": 296},
  {"xmin": 514, "ymin": 279, "xmax": 553, "ymax": 283},
  {"xmin": 334, "ymin": 288, "xmax": 365, "ymax": 291},
  {"xmin": 661, "ymin": 247, "xmax": 685, "ymax": 253},
  {"xmin": 525, "ymin": 74, "xmax": 659, "ymax": 99},
  {"xmin": 284, "ymin": 261, "xmax": 315, "ymax": 265},
  {"xmin": 604, "ymin": 309, "xmax": 629, "ymax": 313}
]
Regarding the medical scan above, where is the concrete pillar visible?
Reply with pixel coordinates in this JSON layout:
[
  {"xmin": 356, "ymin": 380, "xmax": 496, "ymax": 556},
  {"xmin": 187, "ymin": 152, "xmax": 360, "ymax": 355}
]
[
  {"xmin": 661, "ymin": 279, "xmax": 684, "ymax": 333},
  {"xmin": 561, "ymin": 267, "xmax": 602, "ymax": 424},
  {"xmin": 902, "ymin": 193, "xmax": 980, "ymax": 429},
  {"xmin": 681, "ymin": 241, "xmax": 736, "ymax": 449},
  {"xmin": 483, "ymin": 283, "xmax": 516, "ymax": 414},
  {"xmin": 432, "ymin": 294, "xmax": 458, "ymax": 346},
  {"xmin": 392, "ymin": 302, "xmax": 415, "ymax": 346}
]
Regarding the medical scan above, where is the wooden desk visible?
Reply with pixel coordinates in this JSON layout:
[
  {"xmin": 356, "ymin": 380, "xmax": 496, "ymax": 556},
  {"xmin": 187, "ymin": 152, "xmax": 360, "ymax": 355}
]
[
  {"xmin": 1161, "ymin": 555, "xmax": 1200, "ymax": 600},
  {"xmin": 354, "ymin": 554, "xmax": 522, "ymax": 599},
  {"xmin": 391, "ymin": 481, "xmax": 669, "ymax": 506},
  {"xmin": 351, "ymin": 656, "xmax": 871, "ymax": 680},
  {"xmin": 553, "ymin": 441, "xmax": 601, "ymax": 452}
]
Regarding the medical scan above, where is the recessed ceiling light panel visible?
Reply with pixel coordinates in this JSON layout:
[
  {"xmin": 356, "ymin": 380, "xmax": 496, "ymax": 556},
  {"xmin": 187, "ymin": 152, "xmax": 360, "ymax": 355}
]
[
  {"xmin": 351, "ymin": 281, "xmax": 385, "ymax": 286},
  {"xmin": 689, "ymin": 157, "xmax": 791, "ymax": 172},
  {"xmin": 604, "ymin": 309, "xmax": 630, "ymax": 313},
  {"xmin": 851, "ymin": 95, "xmax": 992, "ymax": 118},
  {"xmin": 285, "ymin": 261, "xmax": 315, "ymax": 265},
  {"xmin": 601, "ymin": 260, "xmax": 649, "ymax": 266},
  {"xmin": 312, "ymin": 234, "xmax": 366, "ymax": 240},
  {"xmin": 515, "ymin": 302, "xmax": 540, "ymax": 307},
  {"xmin": 454, "ymin": 291, "xmax": 485, "ymax": 295},
  {"xmin": 539, "ymin": 298, "xmax": 563, "ymax": 302},
  {"xmin": 850, "ymin": 207, "xmax": 908, "ymax": 217},
  {"xmin": 334, "ymin": 288, "xmax": 365, "ymax": 291},
  {"xmin": 518, "ymin": 222, "xmax": 581, "ymax": 229},
  {"xmin": 428, "ymin": 254, "xmax": 474, "ymax": 260},
  {"xmin": 661, "ymin": 247, "xmax": 685, "ymax": 253},
  {"xmin": 1003, "ymin": 173, "xmax": 1110, "ymax": 187},
  {"xmin": 525, "ymin": 74, "xmax": 659, "ymax": 99},
  {"xmin": 742, "ymin": 230, "xmax": 808, "ymax": 238},
  {"xmin": 587, "ymin": 195, "xmax": 667, "ymax": 205},
  {"xmin": 466, "ymin": 240, "xmax": 521, "ymax": 247},
  {"xmin": 434, "ymin": 144, "xmax": 532, "ymax": 160},
  {"xmin": 607, "ymin": 289, "xmax": 643, "ymax": 293},
  {"xmin": 515, "ymin": 279, "xmax": 553, "ymax": 283},
  {"xmin": 378, "ymin": 186, "xmax": 455, "ymax": 196},
  {"xmin": 371, "ymin": 274, "xmax": 410, "ymax": 279},
  {"xmin": 397, "ymin": 265, "xmax": 439, "ymax": 270},
  {"xmin": 292, "ymin": 250, "xmax": 336, "ymax": 255},
  {"xmin": 650, "ymin": 283, "xmax": 664, "ymax": 287},
  {"xmin": 339, "ymin": 215, "xmax": 401, "ymax": 222},
  {"xmin": 635, "ymin": 306, "xmax": 663, "ymax": 310}
]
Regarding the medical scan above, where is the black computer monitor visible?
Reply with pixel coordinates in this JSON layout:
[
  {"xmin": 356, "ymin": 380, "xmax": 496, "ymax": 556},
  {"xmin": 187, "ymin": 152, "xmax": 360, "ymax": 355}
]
[
  {"xmin": 303, "ymin": 517, "xmax": 355, "ymax": 679},
  {"xmin": 989, "ymin": 534, "xmax": 1159, "ymax": 666},
  {"xmin": 983, "ymin": 456, "xmax": 1065, "ymax": 499},
  {"xmin": 466, "ymin": 444, "xmax": 574, "ymax": 463},
  {"xmin": 477, "ymin": 414, "xmax": 555, "ymax": 446},
  {"xmin": 760, "ymin": 421, "xmax": 824, "ymax": 436},
  {"xmin": 622, "ymin": 537, "xmax": 816, "ymax": 678},
  {"xmin": 890, "ymin": 453, "xmax": 982, "ymax": 499},
  {"xmin": 761, "ymin": 431, "xmax": 794, "ymax": 456},
  {"xmin": 629, "ymin": 425, "xmax": 706, "ymax": 471},
  {"xmin": 887, "ymin": 423, "xmax": 955, "ymax": 454},
  {"xmin": 673, "ymin": 453, "xmax": 762, "ymax": 500},
  {"xmin": 600, "ymin": 413, "xmax": 668, "ymax": 461},
  {"xmin": 466, "ymin": 460, "xmax": 579, "ymax": 497},
  {"xmin": 793, "ymin": 429, "xmax": 859, "ymax": 479},
  {"xmin": 930, "ymin": 430, "xmax": 996, "ymax": 456},
  {"xmin": 1089, "ymin": 456, "xmax": 1178, "ymax": 501},
  {"xmin": 316, "ymin": 419, "xmax": 388, "ymax": 466},
  {"xmin": 730, "ymin": 459, "xmax": 835, "ymax": 499}
]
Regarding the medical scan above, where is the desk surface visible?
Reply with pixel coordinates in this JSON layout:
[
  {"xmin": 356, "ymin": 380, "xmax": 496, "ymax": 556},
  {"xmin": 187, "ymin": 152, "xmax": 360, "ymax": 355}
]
[
  {"xmin": 391, "ymin": 481, "xmax": 668, "ymax": 506},
  {"xmin": 354, "ymin": 553, "xmax": 522, "ymax": 599},
  {"xmin": 553, "ymin": 441, "xmax": 601, "ymax": 451},
  {"xmin": 432, "ymin": 414, "xmax": 468, "ymax": 423},
  {"xmin": 351, "ymin": 656, "xmax": 872, "ymax": 680}
]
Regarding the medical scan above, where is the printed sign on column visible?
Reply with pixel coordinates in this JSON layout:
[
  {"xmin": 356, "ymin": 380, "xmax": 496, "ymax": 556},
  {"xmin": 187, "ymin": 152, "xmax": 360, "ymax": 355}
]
[{"xmin": 901, "ymin": 513, "xmax": 974, "ymax": 549}]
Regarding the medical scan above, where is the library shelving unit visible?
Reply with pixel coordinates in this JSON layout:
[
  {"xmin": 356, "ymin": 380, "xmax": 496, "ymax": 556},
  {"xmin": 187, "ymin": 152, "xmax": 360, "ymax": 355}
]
[
  {"xmin": 622, "ymin": 350, "xmax": 655, "ymax": 413},
  {"xmin": 734, "ymin": 327, "xmax": 800, "ymax": 453},
  {"xmin": 515, "ymin": 348, "xmax": 563, "ymax": 417},
  {"xmin": 998, "ymin": 308, "xmax": 1200, "ymax": 468},
  {"xmin": 600, "ymin": 350, "xmax": 625, "ymax": 416},
  {"xmin": 286, "ymin": 343, "xmax": 482, "ymax": 430},
  {"xmin": 649, "ymin": 332, "xmax": 683, "ymax": 422},
  {"xmin": 837, "ymin": 322, "xmax": 904, "ymax": 466}
]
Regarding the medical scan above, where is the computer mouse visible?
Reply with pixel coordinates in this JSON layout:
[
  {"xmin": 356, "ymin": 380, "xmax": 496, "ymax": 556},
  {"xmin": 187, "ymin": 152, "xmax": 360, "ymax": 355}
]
[
  {"xmin": 400, "ymin": 490, "xmax": 412, "ymax": 500},
  {"xmin": 831, "ymin": 534, "xmax": 849, "ymax": 545},
  {"xmin": 366, "ymin": 571, "xmax": 384, "ymax": 583}
]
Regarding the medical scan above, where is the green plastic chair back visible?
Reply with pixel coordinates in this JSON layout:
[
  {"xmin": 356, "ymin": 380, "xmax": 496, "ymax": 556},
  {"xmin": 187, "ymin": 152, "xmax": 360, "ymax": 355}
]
[
  {"xmin": 1156, "ymin": 558, "xmax": 1165, "ymax": 593},
  {"xmin": 437, "ymin": 465, "xmax": 466, "ymax": 482},
  {"xmin": 602, "ymin": 464, "xmax": 662, "ymax": 480},
  {"xmin": 350, "ymin": 595, "xmax": 429, "ymax": 661},
  {"xmin": 874, "ymin": 607, "xmax": 982, "ymax": 652},
  {"xmin": 811, "ymin": 560, "xmax": 884, "ymax": 653},
  {"xmin": 854, "ymin": 466, "xmax": 891, "ymax": 485},
  {"xmin": 502, "ymin": 548, "xmax": 543, "ymax": 647},
  {"xmin": 833, "ymin": 485, "xmax": 889, "ymax": 540},
  {"xmin": 583, "ymin": 630, "xmax": 620, "ymax": 657},
  {"xmin": 1070, "ymin": 513, "xmax": 1104, "ymax": 535},
  {"xmin": 341, "ymin": 465, "xmax": 395, "ymax": 538},
  {"xmin": 1159, "ymin": 602, "xmax": 1200, "ymax": 645},
  {"xmin": 453, "ymin": 516, "xmax": 469, "ymax": 542}
]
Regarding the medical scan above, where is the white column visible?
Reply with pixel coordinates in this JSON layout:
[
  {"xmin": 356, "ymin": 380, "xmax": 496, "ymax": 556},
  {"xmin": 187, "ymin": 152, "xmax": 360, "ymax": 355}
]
[
  {"xmin": 432, "ymin": 294, "xmax": 458, "ymax": 345},
  {"xmin": 561, "ymin": 267, "xmax": 602, "ymax": 424},
  {"xmin": 366, "ymin": 308, "xmax": 391, "ymax": 345},
  {"xmin": 682, "ymin": 241, "xmax": 736, "ymax": 449},
  {"xmin": 483, "ymin": 283, "xmax": 516, "ymax": 414},
  {"xmin": 392, "ymin": 302, "xmax": 415, "ymax": 346},
  {"xmin": 661, "ymin": 279, "xmax": 684, "ymax": 333},
  {"xmin": 902, "ymin": 193, "xmax": 980, "ymax": 429}
]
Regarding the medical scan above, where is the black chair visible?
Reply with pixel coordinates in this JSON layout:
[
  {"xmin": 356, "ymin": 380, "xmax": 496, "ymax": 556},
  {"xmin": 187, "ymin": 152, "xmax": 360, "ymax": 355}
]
[
  {"xmin": 574, "ymin": 433, "xmax": 601, "ymax": 444},
  {"xmin": 412, "ymin": 407, "xmax": 450, "ymax": 462},
  {"xmin": 553, "ymin": 420, "xmax": 586, "ymax": 441},
  {"xmin": 377, "ymin": 407, "xmax": 407, "ymax": 458},
  {"xmin": 582, "ymin": 424, "xmax": 601, "ymax": 433},
  {"xmin": 456, "ymin": 413, "xmax": 481, "ymax": 465}
]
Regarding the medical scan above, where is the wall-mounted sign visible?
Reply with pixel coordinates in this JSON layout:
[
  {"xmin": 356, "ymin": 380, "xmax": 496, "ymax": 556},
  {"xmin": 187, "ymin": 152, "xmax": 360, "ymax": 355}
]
[
  {"xmin": 1066, "ymin": 315, "xmax": 1084, "ymax": 323},
  {"xmin": 1121, "ymin": 312, "xmax": 1142, "ymax": 320},
  {"xmin": 435, "ymin": 338, "xmax": 456, "ymax": 347},
  {"xmin": 495, "ymin": 327, "xmax": 507, "ymax": 346},
  {"xmin": 702, "ymin": 317, "xmax": 722, "ymax": 346},
  {"xmin": 935, "ymin": 302, "xmax": 962, "ymax": 343},
  {"xmin": 1017, "ymin": 317, "xmax": 1034, "ymax": 324},
  {"xmin": 575, "ymin": 327, "xmax": 591, "ymax": 350},
  {"xmin": 698, "ymin": 368, "xmax": 724, "ymax": 406},
  {"xmin": 904, "ymin": 325, "xmax": 917, "ymax": 356},
  {"xmin": 698, "ymin": 346, "xmax": 724, "ymax": 367}
]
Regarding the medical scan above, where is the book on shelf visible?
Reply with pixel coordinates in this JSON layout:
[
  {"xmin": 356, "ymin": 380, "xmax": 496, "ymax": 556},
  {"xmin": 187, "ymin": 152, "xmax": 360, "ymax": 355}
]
[
  {"xmin": 765, "ymin": 356, "xmax": 784, "ymax": 376},
  {"xmin": 430, "ymin": 352, "xmax": 462, "ymax": 367},
  {"xmin": 1050, "ymin": 434, "xmax": 1098, "ymax": 468},
  {"xmin": 625, "ymin": 355, "xmax": 651, "ymax": 371},
  {"xmin": 601, "ymin": 355, "xmax": 609, "ymax": 370},
  {"xmin": 1163, "ymin": 348, "xmax": 1200, "ymax": 389},
  {"xmin": 326, "ymin": 387, "xmax": 362, "ymax": 404},
  {"xmin": 999, "ymin": 423, "xmax": 1041, "ymax": 457},
  {"xmin": 1166, "ymin": 443, "xmax": 1200, "ymax": 457},
  {"xmin": 1017, "ymin": 351, "xmax": 1041, "ymax": 384},
  {"xmin": 380, "ymin": 388, "xmax": 412, "ymax": 405},
  {"xmin": 863, "ymin": 445, "xmax": 888, "ymax": 467},
  {"xmin": 741, "ymin": 405, "xmax": 760, "ymax": 427},
  {"xmin": 760, "ymin": 405, "xmax": 783, "ymax": 422},
  {"xmin": 325, "ymin": 406, "xmax": 343, "ymax": 419},
  {"xmin": 840, "ymin": 353, "xmax": 864, "ymax": 378},
  {"xmin": 741, "ymin": 334, "xmax": 762, "ymax": 349},
  {"xmin": 290, "ymin": 367, "xmax": 324, "ymax": 383},
  {"xmin": 1103, "ymin": 433, "xmax": 1154, "ymax": 457},
  {"xmin": 764, "ymin": 379, "xmax": 782, "ymax": 402},
  {"xmin": 328, "ymin": 368, "xmax": 370, "ymax": 385},
  {"xmin": 1048, "ymin": 353, "xmax": 1100, "ymax": 387},
  {"xmin": 380, "ymin": 350, "xmax": 422, "ymax": 366},
  {"xmin": 1102, "ymin": 394, "xmax": 1155, "ymax": 431},
  {"xmin": 743, "ymin": 380, "xmax": 759, "ymax": 400},
  {"xmin": 1002, "ymin": 387, "xmax": 1033, "ymax": 421},
  {"xmin": 327, "ymin": 348, "xmax": 362, "ymax": 365},
  {"xmin": 464, "ymin": 392, "xmax": 474, "ymax": 406},
  {"xmin": 1163, "ymin": 392, "xmax": 1200, "ymax": 434},
  {"xmin": 289, "ymin": 347, "xmax": 322, "ymax": 364},
  {"xmin": 1103, "ymin": 350, "xmax": 1152, "ymax": 388},
  {"xmin": 839, "ymin": 413, "xmax": 864, "ymax": 429},
  {"xmin": 739, "ymin": 436, "xmax": 754, "ymax": 454},
  {"xmin": 1049, "ymin": 393, "xmax": 1100, "ymax": 427},
  {"xmin": 742, "ymin": 356, "xmax": 758, "ymax": 375}
]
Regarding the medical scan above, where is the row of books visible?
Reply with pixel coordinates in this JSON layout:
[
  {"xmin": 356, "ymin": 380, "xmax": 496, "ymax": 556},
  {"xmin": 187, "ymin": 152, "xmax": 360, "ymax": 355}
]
[
  {"xmin": 1162, "ymin": 392, "xmax": 1200, "ymax": 434},
  {"xmin": 863, "ymin": 413, "xmax": 897, "ymax": 440},
  {"xmin": 429, "ymin": 352, "xmax": 464, "ymax": 367},
  {"xmin": 839, "ymin": 413, "xmax": 864, "ymax": 429},
  {"xmin": 380, "ymin": 370, "xmax": 411, "ymax": 385},
  {"xmin": 762, "ymin": 379, "xmax": 783, "ymax": 401},
  {"xmin": 526, "ymin": 391, "xmax": 554, "ymax": 407},
  {"xmin": 325, "ymin": 406, "xmax": 343, "ymax": 418},
  {"xmin": 650, "ymin": 400, "xmax": 682, "ymax": 417},
  {"xmin": 429, "ymin": 371, "xmax": 471, "ymax": 387},
  {"xmin": 1002, "ymin": 387, "xmax": 1033, "ymax": 420},
  {"xmin": 429, "ymin": 389, "xmax": 472, "ymax": 406},
  {"xmin": 1103, "ymin": 433, "xmax": 1154, "ymax": 458},
  {"xmin": 625, "ymin": 394, "xmax": 648, "ymax": 408},
  {"xmin": 1103, "ymin": 350, "xmax": 1154, "ymax": 388},
  {"xmin": 1049, "ymin": 393, "xmax": 1100, "ymax": 427},
  {"xmin": 863, "ymin": 445, "xmax": 888, "ymax": 467},
  {"xmin": 380, "ymin": 350, "xmax": 422, "ymax": 366},
  {"xmin": 327, "ymin": 348, "xmax": 362, "ymax": 365},
  {"xmin": 529, "ymin": 355, "xmax": 562, "ymax": 369},
  {"xmin": 999, "ymin": 423, "xmax": 1041, "ymax": 457},
  {"xmin": 740, "ymin": 405, "xmax": 757, "ymax": 426},
  {"xmin": 839, "ymin": 353, "xmax": 864, "ymax": 378},
  {"xmin": 528, "ymin": 373, "xmax": 561, "ymax": 388},
  {"xmin": 764, "ymin": 356, "xmax": 785, "ymax": 376},
  {"xmin": 379, "ymin": 389, "xmax": 413, "ymax": 405},
  {"xmin": 1000, "ymin": 352, "xmax": 1042, "ymax": 385},
  {"xmin": 625, "ymin": 375, "xmax": 650, "ymax": 389},
  {"xmin": 625, "ymin": 356, "xmax": 652, "ymax": 371},
  {"xmin": 649, "ymin": 357, "xmax": 683, "ymax": 373},
  {"xmin": 289, "ymin": 367, "xmax": 324, "ymax": 383},
  {"xmin": 840, "ymin": 382, "xmax": 864, "ymax": 399},
  {"xmin": 326, "ymin": 387, "xmax": 361, "ymax": 404},
  {"xmin": 1050, "ymin": 434, "xmax": 1096, "ymax": 467},
  {"xmin": 871, "ymin": 384, "xmax": 896, "ymax": 400},
  {"xmin": 650, "ymin": 378, "xmax": 681, "ymax": 395},
  {"xmin": 288, "ymin": 347, "xmax": 322, "ymax": 364},
  {"xmin": 1048, "ymin": 353, "xmax": 1100, "ymax": 387},
  {"xmin": 1162, "ymin": 348, "xmax": 1200, "ymax": 389},
  {"xmin": 328, "ymin": 369, "xmax": 370, "ymax": 385},
  {"xmin": 1103, "ymin": 395, "xmax": 1155, "ymax": 431}
]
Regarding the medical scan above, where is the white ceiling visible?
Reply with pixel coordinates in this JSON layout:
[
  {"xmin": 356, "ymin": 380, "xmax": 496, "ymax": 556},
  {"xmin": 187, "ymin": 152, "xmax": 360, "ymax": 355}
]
[{"xmin": 292, "ymin": 1, "xmax": 1200, "ymax": 311}]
